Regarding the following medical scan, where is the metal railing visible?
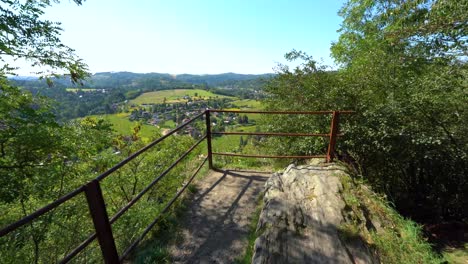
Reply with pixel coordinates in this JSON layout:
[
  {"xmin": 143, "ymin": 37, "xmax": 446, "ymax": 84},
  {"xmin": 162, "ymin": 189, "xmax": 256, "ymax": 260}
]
[
  {"xmin": 207, "ymin": 110, "xmax": 353, "ymax": 163},
  {"xmin": 0, "ymin": 109, "xmax": 352, "ymax": 263}
]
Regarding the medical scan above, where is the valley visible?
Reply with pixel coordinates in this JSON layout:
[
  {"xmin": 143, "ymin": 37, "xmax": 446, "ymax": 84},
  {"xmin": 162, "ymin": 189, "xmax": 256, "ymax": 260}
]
[{"xmin": 29, "ymin": 73, "xmax": 269, "ymax": 161}]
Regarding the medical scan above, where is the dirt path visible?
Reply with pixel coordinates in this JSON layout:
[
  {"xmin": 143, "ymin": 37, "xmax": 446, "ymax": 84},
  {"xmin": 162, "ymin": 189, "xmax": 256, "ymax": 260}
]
[{"xmin": 169, "ymin": 169, "xmax": 271, "ymax": 264}]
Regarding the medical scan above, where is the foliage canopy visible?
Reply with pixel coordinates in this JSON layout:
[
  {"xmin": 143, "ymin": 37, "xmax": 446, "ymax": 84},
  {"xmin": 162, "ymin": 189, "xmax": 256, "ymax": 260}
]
[
  {"xmin": 264, "ymin": 0, "xmax": 467, "ymax": 222},
  {"xmin": 0, "ymin": 0, "xmax": 88, "ymax": 82}
]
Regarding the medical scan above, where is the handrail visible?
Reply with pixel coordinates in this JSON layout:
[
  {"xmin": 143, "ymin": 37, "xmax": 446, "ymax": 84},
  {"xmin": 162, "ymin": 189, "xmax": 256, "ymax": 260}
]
[
  {"xmin": 0, "ymin": 112, "xmax": 205, "ymax": 236},
  {"xmin": 0, "ymin": 109, "xmax": 353, "ymax": 263},
  {"xmin": 95, "ymin": 111, "xmax": 205, "ymax": 181},
  {"xmin": 207, "ymin": 110, "xmax": 354, "ymax": 163},
  {"xmin": 61, "ymin": 135, "xmax": 207, "ymax": 263},
  {"xmin": 120, "ymin": 157, "xmax": 208, "ymax": 261},
  {"xmin": 0, "ymin": 186, "xmax": 85, "ymax": 237},
  {"xmin": 212, "ymin": 132, "xmax": 331, "ymax": 137},
  {"xmin": 211, "ymin": 152, "xmax": 327, "ymax": 159},
  {"xmin": 211, "ymin": 110, "xmax": 354, "ymax": 114},
  {"xmin": 109, "ymin": 135, "xmax": 206, "ymax": 224},
  {"xmin": 0, "ymin": 111, "xmax": 207, "ymax": 263}
]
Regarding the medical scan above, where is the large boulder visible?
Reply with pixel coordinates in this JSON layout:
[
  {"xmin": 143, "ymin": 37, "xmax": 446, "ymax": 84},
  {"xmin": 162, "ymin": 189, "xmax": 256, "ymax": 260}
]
[{"xmin": 252, "ymin": 162, "xmax": 377, "ymax": 264}]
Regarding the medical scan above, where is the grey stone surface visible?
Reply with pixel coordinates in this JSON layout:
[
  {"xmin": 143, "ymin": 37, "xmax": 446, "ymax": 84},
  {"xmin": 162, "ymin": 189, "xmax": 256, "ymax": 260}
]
[{"xmin": 252, "ymin": 163, "xmax": 377, "ymax": 264}]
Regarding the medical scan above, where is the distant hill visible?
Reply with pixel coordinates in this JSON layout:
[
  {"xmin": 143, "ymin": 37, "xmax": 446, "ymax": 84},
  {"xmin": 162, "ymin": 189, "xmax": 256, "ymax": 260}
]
[
  {"xmin": 8, "ymin": 72, "xmax": 272, "ymax": 120},
  {"xmin": 174, "ymin": 72, "xmax": 274, "ymax": 86},
  {"xmin": 10, "ymin": 72, "xmax": 274, "ymax": 90}
]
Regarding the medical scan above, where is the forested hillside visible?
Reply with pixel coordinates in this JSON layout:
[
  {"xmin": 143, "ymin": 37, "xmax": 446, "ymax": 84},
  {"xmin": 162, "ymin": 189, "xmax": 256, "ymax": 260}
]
[
  {"xmin": 9, "ymin": 72, "xmax": 269, "ymax": 120},
  {"xmin": 11, "ymin": 71, "xmax": 270, "ymax": 91}
]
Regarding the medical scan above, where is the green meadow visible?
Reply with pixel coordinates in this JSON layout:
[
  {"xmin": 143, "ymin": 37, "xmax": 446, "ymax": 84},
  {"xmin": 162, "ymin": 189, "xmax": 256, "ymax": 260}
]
[
  {"xmin": 87, "ymin": 113, "xmax": 160, "ymax": 140},
  {"xmin": 66, "ymin": 88, "xmax": 96, "ymax": 92},
  {"xmin": 230, "ymin": 99, "xmax": 263, "ymax": 109},
  {"xmin": 130, "ymin": 89, "xmax": 233, "ymax": 105}
]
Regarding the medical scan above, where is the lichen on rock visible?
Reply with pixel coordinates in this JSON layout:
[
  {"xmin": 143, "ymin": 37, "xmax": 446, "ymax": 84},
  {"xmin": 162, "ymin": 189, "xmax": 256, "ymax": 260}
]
[{"xmin": 252, "ymin": 162, "xmax": 378, "ymax": 264}]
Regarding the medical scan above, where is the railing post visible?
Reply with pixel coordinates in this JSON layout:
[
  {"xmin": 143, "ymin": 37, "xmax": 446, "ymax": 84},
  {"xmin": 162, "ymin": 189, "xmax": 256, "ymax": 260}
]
[
  {"xmin": 326, "ymin": 111, "xmax": 340, "ymax": 163},
  {"xmin": 205, "ymin": 110, "xmax": 213, "ymax": 169},
  {"xmin": 84, "ymin": 180, "xmax": 119, "ymax": 263}
]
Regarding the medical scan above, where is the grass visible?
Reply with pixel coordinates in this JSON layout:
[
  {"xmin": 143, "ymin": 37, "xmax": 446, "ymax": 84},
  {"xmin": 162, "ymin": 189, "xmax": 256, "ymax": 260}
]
[
  {"xmin": 86, "ymin": 113, "xmax": 160, "ymax": 140},
  {"xmin": 130, "ymin": 195, "xmax": 191, "ymax": 264},
  {"xmin": 231, "ymin": 99, "xmax": 264, "ymax": 110},
  {"xmin": 212, "ymin": 133, "xmax": 241, "ymax": 153},
  {"xmin": 211, "ymin": 124, "xmax": 257, "ymax": 153},
  {"xmin": 130, "ymin": 163, "xmax": 210, "ymax": 263},
  {"xmin": 232, "ymin": 124, "xmax": 258, "ymax": 132},
  {"xmin": 160, "ymin": 119, "xmax": 176, "ymax": 129},
  {"xmin": 65, "ymin": 88, "xmax": 96, "ymax": 92},
  {"xmin": 211, "ymin": 124, "xmax": 282, "ymax": 170},
  {"xmin": 223, "ymin": 99, "xmax": 264, "ymax": 121},
  {"xmin": 443, "ymin": 244, "xmax": 468, "ymax": 264},
  {"xmin": 130, "ymin": 89, "xmax": 233, "ymax": 105},
  {"xmin": 235, "ymin": 193, "xmax": 264, "ymax": 264},
  {"xmin": 338, "ymin": 168, "xmax": 445, "ymax": 264}
]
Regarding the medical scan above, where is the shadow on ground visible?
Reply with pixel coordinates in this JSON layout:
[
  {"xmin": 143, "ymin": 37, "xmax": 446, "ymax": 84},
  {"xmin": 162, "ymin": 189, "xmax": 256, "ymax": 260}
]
[{"xmin": 169, "ymin": 169, "xmax": 270, "ymax": 264}]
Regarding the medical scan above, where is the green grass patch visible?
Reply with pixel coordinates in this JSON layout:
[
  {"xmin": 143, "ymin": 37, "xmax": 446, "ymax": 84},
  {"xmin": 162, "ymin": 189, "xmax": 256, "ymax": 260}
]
[
  {"xmin": 86, "ymin": 113, "xmax": 160, "ymax": 140},
  {"xmin": 443, "ymin": 244, "xmax": 468, "ymax": 264},
  {"xmin": 231, "ymin": 99, "xmax": 264, "ymax": 110},
  {"xmin": 231, "ymin": 124, "xmax": 258, "ymax": 132},
  {"xmin": 66, "ymin": 88, "xmax": 96, "ymax": 92},
  {"xmin": 130, "ymin": 193, "xmax": 191, "ymax": 263},
  {"xmin": 160, "ymin": 119, "xmax": 176, "ymax": 129},
  {"xmin": 211, "ymin": 124, "xmax": 276, "ymax": 170},
  {"xmin": 338, "ymin": 168, "xmax": 445, "ymax": 264},
  {"xmin": 212, "ymin": 134, "xmax": 242, "ymax": 153},
  {"xmin": 130, "ymin": 89, "xmax": 233, "ymax": 105},
  {"xmin": 130, "ymin": 163, "xmax": 210, "ymax": 263},
  {"xmin": 235, "ymin": 193, "xmax": 264, "ymax": 264},
  {"xmin": 230, "ymin": 99, "xmax": 264, "ymax": 120}
]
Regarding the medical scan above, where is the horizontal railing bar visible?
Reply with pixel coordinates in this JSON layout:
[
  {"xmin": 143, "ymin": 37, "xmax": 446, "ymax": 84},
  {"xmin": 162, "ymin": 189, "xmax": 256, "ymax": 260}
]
[
  {"xmin": 212, "ymin": 152, "xmax": 327, "ymax": 159},
  {"xmin": 0, "ymin": 112, "xmax": 206, "ymax": 238},
  {"xmin": 0, "ymin": 186, "xmax": 85, "ymax": 237},
  {"xmin": 109, "ymin": 135, "xmax": 207, "ymax": 224},
  {"xmin": 120, "ymin": 157, "xmax": 208, "ymax": 261},
  {"xmin": 210, "ymin": 110, "xmax": 355, "ymax": 114},
  {"xmin": 60, "ymin": 233, "xmax": 97, "ymax": 264},
  {"xmin": 1, "ymin": 109, "xmax": 353, "ymax": 263},
  {"xmin": 61, "ymin": 135, "xmax": 207, "ymax": 263},
  {"xmin": 212, "ymin": 132, "xmax": 330, "ymax": 137},
  {"xmin": 95, "ymin": 111, "xmax": 206, "ymax": 181}
]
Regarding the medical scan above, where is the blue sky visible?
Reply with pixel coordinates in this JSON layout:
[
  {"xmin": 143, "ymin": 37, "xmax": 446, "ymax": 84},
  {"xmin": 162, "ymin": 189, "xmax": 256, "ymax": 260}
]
[{"xmin": 37, "ymin": 0, "xmax": 345, "ymax": 75}]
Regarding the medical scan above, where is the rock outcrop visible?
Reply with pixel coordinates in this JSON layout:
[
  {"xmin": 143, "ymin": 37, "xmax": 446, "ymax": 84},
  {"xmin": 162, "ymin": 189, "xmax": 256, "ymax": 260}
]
[{"xmin": 252, "ymin": 162, "xmax": 377, "ymax": 264}]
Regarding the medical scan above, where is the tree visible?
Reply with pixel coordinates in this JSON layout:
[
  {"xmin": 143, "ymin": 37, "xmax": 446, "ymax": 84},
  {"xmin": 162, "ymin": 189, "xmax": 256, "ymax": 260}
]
[
  {"xmin": 263, "ymin": 50, "xmax": 348, "ymax": 157},
  {"xmin": 265, "ymin": 0, "xmax": 467, "ymax": 222},
  {"xmin": 329, "ymin": 0, "xmax": 467, "ymax": 222},
  {"xmin": 0, "ymin": 0, "xmax": 88, "ymax": 82},
  {"xmin": 0, "ymin": 77, "xmax": 60, "ymax": 202},
  {"xmin": 0, "ymin": 1, "xmax": 99, "ymax": 262}
]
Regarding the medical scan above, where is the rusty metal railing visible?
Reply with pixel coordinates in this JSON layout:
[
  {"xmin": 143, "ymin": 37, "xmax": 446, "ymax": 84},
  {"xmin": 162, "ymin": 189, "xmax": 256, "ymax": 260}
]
[
  {"xmin": 0, "ymin": 109, "xmax": 352, "ymax": 263},
  {"xmin": 206, "ymin": 110, "xmax": 353, "ymax": 165}
]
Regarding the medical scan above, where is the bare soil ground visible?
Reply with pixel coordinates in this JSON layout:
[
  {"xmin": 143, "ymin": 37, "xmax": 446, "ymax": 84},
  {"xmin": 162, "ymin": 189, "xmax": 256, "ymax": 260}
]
[{"xmin": 169, "ymin": 169, "xmax": 271, "ymax": 264}]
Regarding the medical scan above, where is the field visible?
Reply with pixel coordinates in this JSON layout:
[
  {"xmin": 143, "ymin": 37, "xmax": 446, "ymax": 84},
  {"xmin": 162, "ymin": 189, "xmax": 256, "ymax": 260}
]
[
  {"xmin": 228, "ymin": 99, "xmax": 264, "ymax": 120},
  {"xmin": 87, "ymin": 113, "xmax": 160, "ymax": 140},
  {"xmin": 90, "ymin": 96, "xmax": 264, "ymax": 151},
  {"xmin": 230, "ymin": 99, "xmax": 263, "ymax": 110},
  {"xmin": 211, "ymin": 99, "xmax": 263, "ymax": 153},
  {"xmin": 160, "ymin": 119, "xmax": 176, "ymax": 129},
  {"xmin": 66, "ymin": 88, "xmax": 96, "ymax": 92},
  {"xmin": 130, "ymin": 89, "xmax": 233, "ymax": 105},
  {"xmin": 212, "ymin": 125, "xmax": 258, "ymax": 153}
]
